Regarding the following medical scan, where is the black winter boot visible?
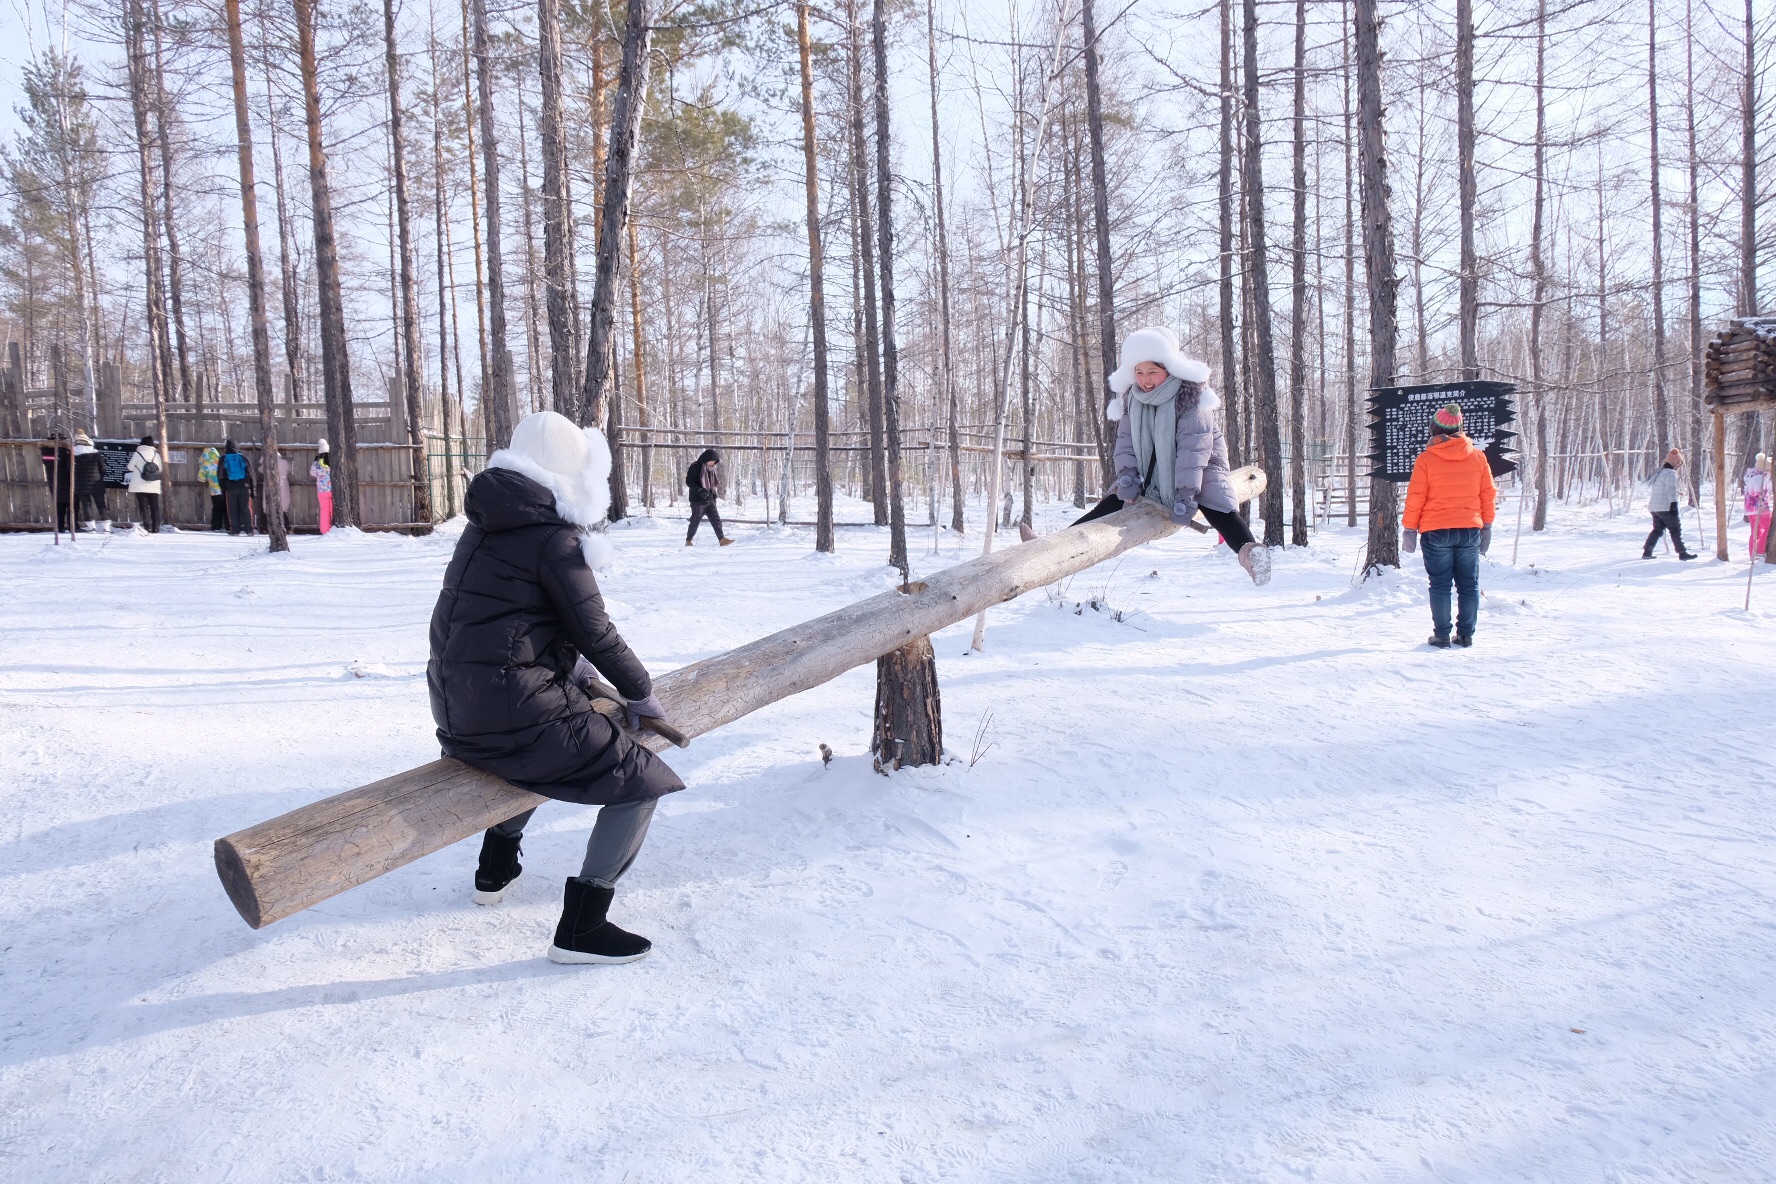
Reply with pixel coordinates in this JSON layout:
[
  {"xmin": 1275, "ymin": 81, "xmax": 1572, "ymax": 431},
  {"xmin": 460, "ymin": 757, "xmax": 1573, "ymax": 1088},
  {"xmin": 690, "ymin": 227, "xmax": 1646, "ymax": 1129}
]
[
  {"xmin": 473, "ymin": 829, "xmax": 524, "ymax": 905},
  {"xmin": 1427, "ymin": 631, "xmax": 1450, "ymax": 649},
  {"xmin": 548, "ymin": 877, "xmax": 652, "ymax": 965},
  {"xmin": 1454, "ymin": 631, "xmax": 1473, "ymax": 648}
]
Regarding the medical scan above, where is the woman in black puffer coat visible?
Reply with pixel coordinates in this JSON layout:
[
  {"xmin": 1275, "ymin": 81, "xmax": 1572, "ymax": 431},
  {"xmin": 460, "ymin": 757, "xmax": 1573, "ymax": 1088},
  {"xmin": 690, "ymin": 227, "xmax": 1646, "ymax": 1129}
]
[{"xmin": 429, "ymin": 410, "xmax": 682, "ymax": 966}]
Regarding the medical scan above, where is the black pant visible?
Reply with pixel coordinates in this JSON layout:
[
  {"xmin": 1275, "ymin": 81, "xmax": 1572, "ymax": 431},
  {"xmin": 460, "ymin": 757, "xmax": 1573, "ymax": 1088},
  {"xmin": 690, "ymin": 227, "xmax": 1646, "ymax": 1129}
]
[
  {"xmin": 224, "ymin": 485, "xmax": 253, "ymax": 534},
  {"xmin": 1073, "ymin": 493, "xmax": 1256, "ymax": 550},
  {"xmin": 76, "ymin": 489, "xmax": 106, "ymax": 524},
  {"xmin": 687, "ymin": 500, "xmax": 725, "ymax": 542},
  {"xmin": 52, "ymin": 500, "xmax": 72, "ymax": 532},
  {"xmin": 1643, "ymin": 506, "xmax": 1689, "ymax": 557},
  {"xmin": 134, "ymin": 493, "xmax": 162, "ymax": 533},
  {"xmin": 210, "ymin": 493, "xmax": 228, "ymax": 531}
]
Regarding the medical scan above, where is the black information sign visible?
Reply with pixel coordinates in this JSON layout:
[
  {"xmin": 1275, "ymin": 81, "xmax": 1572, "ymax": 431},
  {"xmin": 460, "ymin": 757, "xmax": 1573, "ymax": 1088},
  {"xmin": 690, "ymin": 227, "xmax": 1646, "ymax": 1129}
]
[
  {"xmin": 1368, "ymin": 380, "xmax": 1517, "ymax": 483},
  {"xmin": 95, "ymin": 440, "xmax": 140, "ymax": 488}
]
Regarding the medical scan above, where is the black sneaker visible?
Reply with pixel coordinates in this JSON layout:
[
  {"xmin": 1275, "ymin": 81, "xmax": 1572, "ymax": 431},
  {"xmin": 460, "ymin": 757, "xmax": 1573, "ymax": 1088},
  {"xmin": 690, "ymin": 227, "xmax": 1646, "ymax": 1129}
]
[
  {"xmin": 548, "ymin": 877, "xmax": 652, "ymax": 965},
  {"xmin": 473, "ymin": 829, "xmax": 523, "ymax": 905},
  {"xmin": 1427, "ymin": 633, "xmax": 1451, "ymax": 649},
  {"xmin": 1454, "ymin": 632, "xmax": 1473, "ymax": 648},
  {"xmin": 1678, "ymin": 552, "xmax": 1698, "ymax": 561}
]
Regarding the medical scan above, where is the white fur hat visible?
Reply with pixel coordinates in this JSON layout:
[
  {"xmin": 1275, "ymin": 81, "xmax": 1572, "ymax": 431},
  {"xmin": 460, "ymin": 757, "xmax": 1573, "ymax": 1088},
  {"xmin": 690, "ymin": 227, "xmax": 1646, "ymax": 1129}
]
[
  {"xmin": 487, "ymin": 410, "xmax": 614, "ymax": 569},
  {"xmin": 1105, "ymin": 326, "xmax": 1212, "ymax": 420}
]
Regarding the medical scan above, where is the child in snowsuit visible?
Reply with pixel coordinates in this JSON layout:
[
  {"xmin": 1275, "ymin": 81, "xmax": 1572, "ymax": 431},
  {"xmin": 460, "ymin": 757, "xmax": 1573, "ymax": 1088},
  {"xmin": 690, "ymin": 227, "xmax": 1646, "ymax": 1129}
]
[
  {"xmin": 218, "ymin": 441, "xmax": 254, "ymax": 535},
  {"xmin": 1745, "ymin": 453, "xmax": 1771, "ymax": 561},
  {"xmin": 685, "ymin": 448, "xmax": 732, "ymax": 546},
  {"xmin": 430, "ymin": 410, "xmax": 683, "ymax": 965},
  {"xmin": 1073, "ymin": 326, "xmax": 1270, "ymax": 585},
  {"xmin": 1402, "ymin": 403, "xmax": 1498, "ymax": 648},
  {"xmin": 200, "ymin": 446, "xmax": 227, "ymax": 531},
  {"xmin": 311, "ymin": 440, "xmax": 333, "ymax": 534}
]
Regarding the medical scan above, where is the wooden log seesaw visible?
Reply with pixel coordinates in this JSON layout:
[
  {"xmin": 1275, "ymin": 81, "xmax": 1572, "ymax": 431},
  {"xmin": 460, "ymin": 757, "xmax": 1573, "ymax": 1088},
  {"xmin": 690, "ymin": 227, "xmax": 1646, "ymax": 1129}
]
[{"xmin": 214, "ymin": 469, "xmax": 1266, "ymax": 930}]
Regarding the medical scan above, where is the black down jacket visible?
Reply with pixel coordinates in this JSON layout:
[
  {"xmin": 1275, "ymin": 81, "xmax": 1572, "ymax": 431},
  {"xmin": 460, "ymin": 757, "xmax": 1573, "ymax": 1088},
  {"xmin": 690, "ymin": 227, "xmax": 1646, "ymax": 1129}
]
[{"xmin": 428, "ymin": 466, "xmax": 684, "ymax": 805}]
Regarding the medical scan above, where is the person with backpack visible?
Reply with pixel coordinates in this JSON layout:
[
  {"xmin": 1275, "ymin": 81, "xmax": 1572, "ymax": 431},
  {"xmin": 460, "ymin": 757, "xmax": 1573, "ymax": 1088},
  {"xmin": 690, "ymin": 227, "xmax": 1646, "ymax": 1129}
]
[
  {"xmin": 311, "ymin": 439, "xmax": 333, "ymax": 534},
  {"xmin": 430, "ymin": 410, "xmax": 683, "ymax": 965},
  {"xmin": 72, "ymin": 431, "xmax": 109, "ymax": 533},
  {"xmin": 1402, "ymin": 403, "xmax": 1498, "ymax": 648},
  {"xmin": 1072, "ymin": 327, "xmax": 1271, "ymax": 586},
  {"xmin": 685, "ymin": 448, "xmax": 732, "ymax": 547},
  {"xmin": 1641, "ymin": 448, "xmax": 1696, "ymax": 561},
  {"xmin": 125, "ymin": 435, "xmax": 164, "ymax": 533},
  {"xmin": 218, "ymin": 441, "xmax": 254, "ymax": 535}
]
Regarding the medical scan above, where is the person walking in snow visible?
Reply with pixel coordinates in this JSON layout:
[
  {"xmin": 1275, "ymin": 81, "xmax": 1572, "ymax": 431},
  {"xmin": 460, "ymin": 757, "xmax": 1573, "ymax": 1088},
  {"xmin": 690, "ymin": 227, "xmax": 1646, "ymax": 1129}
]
[
  {"xmin": 1402, "ymin": 403, "xmax": 1498, "ymax": 648},
  {"xmin": 1073, "ymin": 326, "xmax": 1270, "ymax": 586},
  {"xmin": 1743, "ymin": 453, "xmax": 1771, "ymax": 562},
  {"xmin": 125, "ymin": 435, "xmax": 164, "ymax": 534},
  {"xmin": 218, "ymin": 441, "xmax": 254, "ymax": 535},
  {"xmin": 430, "ymin": 410, "xmax": 683, "ymax": 965},
  {"xmin": 199, "ymin": 445, "xmax": 227, "ymax": 531},
  {"xmin": 72, "ymin": 431, "xmax": 109, "ymax": 533},
  {"xmin": 1641, "ymin": 447, "xmax": 1696, "ymax": 562},
  {"xmin": 685, "ymin": 448, "xmax": 732, "ymax": 547},
  {"xmin": 311, "ymin": 439, "xmax": 333, "ymax": 534}
]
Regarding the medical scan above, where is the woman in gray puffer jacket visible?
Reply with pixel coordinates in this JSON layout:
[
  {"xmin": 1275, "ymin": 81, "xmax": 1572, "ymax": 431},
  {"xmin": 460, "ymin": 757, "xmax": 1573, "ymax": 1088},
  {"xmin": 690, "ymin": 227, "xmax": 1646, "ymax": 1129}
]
[{"xmin": 1074, "ymin": 327, "xmax": 1270, "ymax": 585}]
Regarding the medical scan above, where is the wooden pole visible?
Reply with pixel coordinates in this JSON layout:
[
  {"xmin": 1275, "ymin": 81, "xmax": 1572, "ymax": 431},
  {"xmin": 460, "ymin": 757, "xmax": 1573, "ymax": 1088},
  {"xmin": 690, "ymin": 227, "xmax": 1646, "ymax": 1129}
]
[
  {"xmin": 214, "ymin": 487, "xmax": 1259, "ymax": 930},
  {"xmin": 1715, "ymin": 408, "xmax": 1729, "ymax": 560}
]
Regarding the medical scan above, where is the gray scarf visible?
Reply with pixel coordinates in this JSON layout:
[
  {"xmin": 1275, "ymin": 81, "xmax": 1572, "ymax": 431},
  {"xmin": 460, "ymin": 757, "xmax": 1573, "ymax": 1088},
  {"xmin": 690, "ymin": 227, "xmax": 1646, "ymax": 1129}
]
[{"xmin": 1128, "ymin": 375, "xmax": 1182, "ymax": 504}]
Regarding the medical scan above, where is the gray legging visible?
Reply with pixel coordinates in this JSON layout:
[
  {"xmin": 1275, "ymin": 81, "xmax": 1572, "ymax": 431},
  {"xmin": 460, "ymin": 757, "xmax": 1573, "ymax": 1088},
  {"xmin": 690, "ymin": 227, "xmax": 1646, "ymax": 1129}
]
[{"xmin": 491, "ymin": 798, "xmax": 657, "ymax": 888}]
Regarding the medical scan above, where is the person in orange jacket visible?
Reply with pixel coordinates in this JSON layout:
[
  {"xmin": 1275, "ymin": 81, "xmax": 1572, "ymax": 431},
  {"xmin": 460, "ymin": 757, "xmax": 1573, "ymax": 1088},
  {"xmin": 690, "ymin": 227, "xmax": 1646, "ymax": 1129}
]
[{"xmin": 1401, "ymin": 402, "xmax": 1497, "ymax": 648}]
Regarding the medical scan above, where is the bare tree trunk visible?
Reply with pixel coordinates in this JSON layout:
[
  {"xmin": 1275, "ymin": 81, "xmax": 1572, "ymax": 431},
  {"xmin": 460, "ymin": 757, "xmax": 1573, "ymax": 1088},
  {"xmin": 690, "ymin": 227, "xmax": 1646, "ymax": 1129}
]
[
  {"xmin": 1685, "ymin": 0, "xmax": 1703, "ymax": 504},
  {"xmin": 1647, "ymin": 0, "xmax": 1671, "ymax": 457},
  {"xmin": 928, "ymin": 0, "xmax": 962, "ymax": 534},
  {"xmin": 580, "ymin": 0, "xmax": 651, "ymax": 436},
  {"xmin": 516, "ymin": 99, "xmax": 545, "ymax": 415},
  {"xmin": 124, "ymin": 0, "xmax": 172, "ymax": 478},
  {"xmin": 537, "ymin": 0, "xmax": 581, "ymax": 419},
  {"xmin": 1530, "ymin": 0, "xmax": 1549, "ymax": 531},
  {"xmin": 1082, "ymin": 0, "xmax": 1117, "ymax": 459},
  {"xmin": 295, "ymin": 0, "xmax": 360, "ymax": 524},
  {"xmin": 1220, "ymin": 0, "xmax": 1240, "ymax": 471},
  {"xmin": 1742, "ymin": 0, "xmax": 1759, "ymax": 318},
  {"xmin": 149, "ymin": 0, "xmax": 192, "ymax": 405},
  {"xmin": 872, "ymin": 0, "xmax": 909, "ymax": 572},
  {"xmin": 628, "ymin": 216, "xmax": 651, "ymax": 508},
  {"xmin": 1341, "ymin": 0, "xmax": 1357, "ymax": 528},
  {"xmin": 459, "ymin": 0, "xmax": 489, "ymax": 429},
  {"xmin": 385, "ymin": 0, "xmax": 434, "ymax": 526},
  {"xmin": 1241, "ymin": 0, "xmax": 1285, "ymax": 546},
  {"xmin": 797, "ymin": 0, "xmax": 835, "ymax": 552},
  {"xmin": 264, "ymin": 48, "xmax": 303, "ymax": 407},
  {"xmin": 429, "ymin": 2, "xmax": 458, "ymax": 517},
  {"xmin": 1355, "ymin": 0, "xmax": 1400, "ymax": 573},
  {"xmin": 225, "ymin": 0, "xmax": 288, "ymax": 551},
  {"xmin": 847, "ymin": 0, "xmax": 888, "ymax": 524},
  {"xmin": 1456, "ymin": 0, "xmax": 1479, "ymax": 380},
  {"xmin": 470, "ymin": 0, "xmax": 514, "ymax": 448},
  {"xmin": 1288, "ymin": 0, "xmax": 1309, "ymax": 546}
]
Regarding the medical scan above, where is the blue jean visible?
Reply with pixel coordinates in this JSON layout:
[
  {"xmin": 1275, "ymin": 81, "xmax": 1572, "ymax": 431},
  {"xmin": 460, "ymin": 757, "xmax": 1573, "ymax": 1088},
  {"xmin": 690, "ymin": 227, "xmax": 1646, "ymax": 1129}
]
[{"xmin": 1421, "ymin": 527, "xmax": 1481, "ymax": 638}]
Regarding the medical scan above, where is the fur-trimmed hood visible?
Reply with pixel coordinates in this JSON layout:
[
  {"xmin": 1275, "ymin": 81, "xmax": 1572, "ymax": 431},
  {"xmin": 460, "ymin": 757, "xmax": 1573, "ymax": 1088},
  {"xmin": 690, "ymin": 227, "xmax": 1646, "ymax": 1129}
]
[
  {"xmin": 1106, "ymin": 326, "xmax": 1213, "ymax": 420},
  {"xmin": 485, "ymin": 412, "xmax": 614, "ymax": 570}
]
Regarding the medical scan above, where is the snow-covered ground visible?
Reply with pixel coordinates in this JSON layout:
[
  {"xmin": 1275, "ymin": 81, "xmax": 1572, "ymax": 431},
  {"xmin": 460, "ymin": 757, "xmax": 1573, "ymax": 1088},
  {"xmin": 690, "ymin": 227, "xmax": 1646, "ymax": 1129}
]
[{"xmin": 2, "ymin": 492, "xmax": 1773, "ymax": 1183}]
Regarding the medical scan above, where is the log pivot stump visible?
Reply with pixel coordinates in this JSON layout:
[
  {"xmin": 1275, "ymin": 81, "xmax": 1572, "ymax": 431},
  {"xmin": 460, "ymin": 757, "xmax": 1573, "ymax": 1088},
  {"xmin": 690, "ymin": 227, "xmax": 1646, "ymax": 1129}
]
[{"xmin": 873, "ymin": 634, "xmax": 942, "ymax": 770}]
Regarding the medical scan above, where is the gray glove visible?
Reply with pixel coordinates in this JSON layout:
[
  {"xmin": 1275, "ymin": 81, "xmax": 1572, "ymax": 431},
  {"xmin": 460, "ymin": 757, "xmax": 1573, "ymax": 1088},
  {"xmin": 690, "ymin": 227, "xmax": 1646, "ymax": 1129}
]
[
  {"xmin": 1113, "ymin": 476, "xmax": 1141, "ymax": 505},
  {"xmin": 1171, "ymin": 497, "xmax": 1198, "ymax": 526},
  {"xmin": 624, "ymin": 693, "xmax": 667, "ymax": 731},
  {"xmin": 1478, "ymin": 524, "xmax": 1492, "ymax": 555},
  {"xmin": 1402, "ymin": 528, "xmax": 1419, "ymax": 554}
]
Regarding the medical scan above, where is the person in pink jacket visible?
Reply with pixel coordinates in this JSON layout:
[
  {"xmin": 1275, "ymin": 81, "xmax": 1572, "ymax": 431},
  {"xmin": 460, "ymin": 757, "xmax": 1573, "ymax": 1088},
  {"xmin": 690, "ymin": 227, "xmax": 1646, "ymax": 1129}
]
[
  {"xmin": 1746, "ymin": 453, "xmax": 1772, "ymax": 561},
  {"xmin": 311, "ymin": 438, "xmax": 334, "ymax": 534}
]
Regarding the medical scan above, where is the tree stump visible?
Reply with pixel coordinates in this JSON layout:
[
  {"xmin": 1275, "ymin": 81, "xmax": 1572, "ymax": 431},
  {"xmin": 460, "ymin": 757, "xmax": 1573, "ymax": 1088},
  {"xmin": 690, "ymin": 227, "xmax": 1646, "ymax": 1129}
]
[{"xmin": 873, "ymin": 632, "xmax": 942, "ymax": 771}]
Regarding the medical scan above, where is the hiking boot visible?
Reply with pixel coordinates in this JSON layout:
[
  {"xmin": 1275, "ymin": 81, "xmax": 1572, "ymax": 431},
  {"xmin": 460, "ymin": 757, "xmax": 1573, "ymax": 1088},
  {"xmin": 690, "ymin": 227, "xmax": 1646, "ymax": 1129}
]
[
  {"xmin": 1237, "ymin": 542, "xmax": 1272, "ymax": 586},
  {"xmin": 548, "ymin": 878, "xmax": 652, "ymax": 965},
  {"xmin": 1454, "ymin": 632, "xmax": 1473, "ymax": 648},
  {"xmin": 685, "ymin": 540, "xmax": 694, "ymax": 547},
  {"xmin": 1427, "ymin": 632, "xmax": 1451, "ymax": 649},
  {"xmin": 1678, "ymin": 551, "xmax": 1698, "ymax": 561},
  {"xmin": 473, "ymin": 829, "xmax": 523, "ymax": 905},
  {"xmin": 719, "ymin": 538, "xmax": 734, "ymax": 547}
]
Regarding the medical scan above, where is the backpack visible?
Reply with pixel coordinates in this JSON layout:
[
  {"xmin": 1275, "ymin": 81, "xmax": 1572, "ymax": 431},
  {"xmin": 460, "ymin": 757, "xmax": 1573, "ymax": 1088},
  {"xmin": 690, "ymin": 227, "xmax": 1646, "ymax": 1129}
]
[
  {"xmin": 222, "ymin": 452, "xmax": 249, "ymax": 482},
  {"xmin": 138, "ymin": 448, "xmax": 162, "ymax": 482}
]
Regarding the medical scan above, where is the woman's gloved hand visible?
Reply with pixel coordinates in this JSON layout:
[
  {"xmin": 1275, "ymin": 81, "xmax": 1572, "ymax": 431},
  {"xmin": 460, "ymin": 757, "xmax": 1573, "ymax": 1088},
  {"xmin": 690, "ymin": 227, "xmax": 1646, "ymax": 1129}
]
[
  {"xmin": 1171, "ymin": 497, "xmax": 1199, "ymax": 526},
  {"xmin": 1112, "ymin": 476, "xmax": 1141, "ymax": 505},
  {"xmin": 624, "ymin": 693, "xmax": 668, "ymax": 731}
]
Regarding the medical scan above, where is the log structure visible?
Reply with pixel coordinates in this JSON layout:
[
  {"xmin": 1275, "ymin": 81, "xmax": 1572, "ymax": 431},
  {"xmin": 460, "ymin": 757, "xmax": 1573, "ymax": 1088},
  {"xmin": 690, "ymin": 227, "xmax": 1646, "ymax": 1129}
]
[
  {"xmin": 216, "ymin": 471, "xmax": 1264, "ymax": 929},
  {"xmin": 1703, "ymin": 317, "xmax": 1776, "ymax": 413}
]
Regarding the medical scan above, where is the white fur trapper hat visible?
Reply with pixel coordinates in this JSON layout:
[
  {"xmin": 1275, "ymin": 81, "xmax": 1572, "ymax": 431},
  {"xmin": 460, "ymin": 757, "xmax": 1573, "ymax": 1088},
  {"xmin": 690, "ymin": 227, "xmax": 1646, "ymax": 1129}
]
[
  {"xmin": 487, "ymin": 410, "xmax": 615, "ymax": 570},
  {"xmin": 1105, "ymin": 326, "xmax": 1213, "ymax": 420}
]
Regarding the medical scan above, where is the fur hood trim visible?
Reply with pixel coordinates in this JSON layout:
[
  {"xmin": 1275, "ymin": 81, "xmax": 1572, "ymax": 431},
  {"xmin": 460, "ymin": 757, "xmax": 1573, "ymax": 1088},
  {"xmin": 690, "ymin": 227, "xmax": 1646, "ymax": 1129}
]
[{"xmin": 487, "ymin": 424, "xmax": 614, "ymax": 570}]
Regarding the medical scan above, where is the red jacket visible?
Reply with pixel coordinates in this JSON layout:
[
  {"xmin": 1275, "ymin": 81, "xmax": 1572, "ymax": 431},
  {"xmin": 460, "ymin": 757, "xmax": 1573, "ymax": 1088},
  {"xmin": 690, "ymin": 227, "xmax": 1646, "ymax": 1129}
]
[{"xmin": 1403, "ymin": 434, "xmax": 1497, "ymax": 532}]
